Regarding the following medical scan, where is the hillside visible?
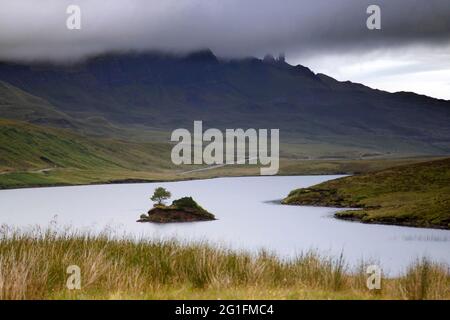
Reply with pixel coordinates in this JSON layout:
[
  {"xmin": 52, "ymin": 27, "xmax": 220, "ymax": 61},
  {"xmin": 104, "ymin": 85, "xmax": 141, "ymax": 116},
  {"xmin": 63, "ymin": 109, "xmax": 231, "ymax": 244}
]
[
  {"xmin": 0, "ymin": 119, "xmax": 177, "ymax": 188},
  {"xmin": 0, "ymin": 80, "xmax": 165, "ymax": 140},
  {"xmin": 1, "ymin": 119, "xmax": 440, "ymax": 189},
  {"xmin": 282, "ymin": 158, "xmax": 450, "ymax": 229},
  {"xmin": 1, "ymin": 50, "xmax": 450, "ymax": 156}
]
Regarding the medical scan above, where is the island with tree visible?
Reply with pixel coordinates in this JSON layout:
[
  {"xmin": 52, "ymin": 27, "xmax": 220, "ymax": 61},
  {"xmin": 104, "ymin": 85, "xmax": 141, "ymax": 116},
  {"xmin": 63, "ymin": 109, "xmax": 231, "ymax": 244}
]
[{"xmin": 138, "ymin": 187, "xmax": 216, "ymax": 223}]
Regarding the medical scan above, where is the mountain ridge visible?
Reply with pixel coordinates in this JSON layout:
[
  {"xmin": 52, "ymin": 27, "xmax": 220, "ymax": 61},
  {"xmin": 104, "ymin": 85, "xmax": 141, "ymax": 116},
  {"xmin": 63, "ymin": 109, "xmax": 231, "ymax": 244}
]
[{"xmin": 1, "ymin": 50, "xmax": 450, "ymax": 156}]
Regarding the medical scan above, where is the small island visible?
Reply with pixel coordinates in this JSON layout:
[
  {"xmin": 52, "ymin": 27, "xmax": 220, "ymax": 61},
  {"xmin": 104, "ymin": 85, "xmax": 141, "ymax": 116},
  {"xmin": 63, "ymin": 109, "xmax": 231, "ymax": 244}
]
[{"xmin": 138, "ymin": 187, "xmax": 216, "ymax": 223}]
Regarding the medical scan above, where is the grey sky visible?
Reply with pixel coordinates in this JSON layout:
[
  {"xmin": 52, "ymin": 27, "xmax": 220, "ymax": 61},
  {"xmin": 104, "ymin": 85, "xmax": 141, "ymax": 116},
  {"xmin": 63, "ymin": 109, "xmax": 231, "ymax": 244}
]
[{"xmin": 0, "ymin": 0, "xmax": 449, "ymax": 99}]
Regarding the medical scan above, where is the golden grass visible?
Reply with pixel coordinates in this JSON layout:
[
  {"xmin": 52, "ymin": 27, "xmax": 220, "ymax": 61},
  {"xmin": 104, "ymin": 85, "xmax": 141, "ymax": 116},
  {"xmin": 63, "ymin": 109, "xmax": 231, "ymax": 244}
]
[{"xmin": 0, "ymin": 226, "xmax": 448, "ymax": 300}]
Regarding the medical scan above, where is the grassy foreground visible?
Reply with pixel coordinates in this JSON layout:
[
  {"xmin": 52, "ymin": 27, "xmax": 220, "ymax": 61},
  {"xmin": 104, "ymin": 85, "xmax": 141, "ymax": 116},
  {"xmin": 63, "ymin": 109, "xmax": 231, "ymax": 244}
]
[
  {"xmin": 283, "ymin": 158, "xmax": 450, "ymax": 229},
  {"xmin": 0, "ymin": 227, "xmax": 448, "ymax": 300}
]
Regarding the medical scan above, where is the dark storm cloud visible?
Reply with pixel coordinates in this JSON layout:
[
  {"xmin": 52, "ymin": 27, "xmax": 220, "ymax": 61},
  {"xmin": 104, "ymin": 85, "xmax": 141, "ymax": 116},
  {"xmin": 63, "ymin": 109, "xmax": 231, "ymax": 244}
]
[{"xmin": 0, "ymin": 0, "xmax": 449, "ymax": 62}]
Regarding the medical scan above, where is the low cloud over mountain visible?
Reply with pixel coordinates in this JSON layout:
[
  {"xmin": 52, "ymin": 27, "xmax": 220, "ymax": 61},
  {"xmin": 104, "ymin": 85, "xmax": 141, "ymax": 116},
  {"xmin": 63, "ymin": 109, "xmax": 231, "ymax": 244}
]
[{"xmin": 0, "ymin": 0, "xmax": 449, "ymax": 62}]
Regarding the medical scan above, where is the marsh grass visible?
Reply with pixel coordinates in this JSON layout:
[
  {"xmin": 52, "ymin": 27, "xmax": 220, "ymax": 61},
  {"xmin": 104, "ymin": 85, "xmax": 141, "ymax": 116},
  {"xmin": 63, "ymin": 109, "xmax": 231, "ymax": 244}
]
[
  {"xmin": 398, "ymin": 258, "xmax": 450, "ymax": 300},
  {"xmin": 0, "ymin": 226, "xmax": 448, "ymax": 300}
]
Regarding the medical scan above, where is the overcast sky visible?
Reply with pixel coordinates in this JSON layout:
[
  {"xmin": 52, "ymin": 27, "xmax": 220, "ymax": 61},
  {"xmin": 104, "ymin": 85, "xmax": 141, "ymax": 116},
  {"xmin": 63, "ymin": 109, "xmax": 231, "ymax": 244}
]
[{"xmin": 0, "ymin": 0, "xmax": 449, "ymax": 99}]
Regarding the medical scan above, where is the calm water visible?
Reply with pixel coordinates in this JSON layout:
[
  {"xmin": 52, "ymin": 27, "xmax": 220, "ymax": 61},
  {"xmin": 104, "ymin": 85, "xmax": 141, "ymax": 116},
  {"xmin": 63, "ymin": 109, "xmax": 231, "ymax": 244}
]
[{"xmin": 0, "ymin": 175, "xmax": 449, "ymax": 276}]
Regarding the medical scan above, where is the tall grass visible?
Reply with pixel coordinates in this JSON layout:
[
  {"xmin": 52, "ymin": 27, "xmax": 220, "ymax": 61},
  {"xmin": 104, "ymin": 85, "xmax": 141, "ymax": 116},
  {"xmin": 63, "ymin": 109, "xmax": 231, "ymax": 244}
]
[
  {"xmin": 0, "ymin": 226, "xmax": 448, "ymax": 300},
  {"xmin": 398, "ymin": 258, "xmax": 450, "ymax": 300}
]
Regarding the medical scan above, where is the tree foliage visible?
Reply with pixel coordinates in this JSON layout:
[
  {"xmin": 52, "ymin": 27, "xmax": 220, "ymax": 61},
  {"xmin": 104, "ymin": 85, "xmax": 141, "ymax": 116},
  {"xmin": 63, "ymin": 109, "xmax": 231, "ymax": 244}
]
[{"xmin": 150, "ymin": 187, "xmax": 171, "ymax": 205}]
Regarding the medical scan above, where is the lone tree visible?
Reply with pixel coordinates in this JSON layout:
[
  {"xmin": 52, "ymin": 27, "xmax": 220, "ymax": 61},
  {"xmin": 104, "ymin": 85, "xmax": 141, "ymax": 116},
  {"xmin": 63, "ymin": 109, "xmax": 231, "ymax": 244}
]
[{"xmin": 151, "ymin": 187, "xmax": 171, "ymax": 205}]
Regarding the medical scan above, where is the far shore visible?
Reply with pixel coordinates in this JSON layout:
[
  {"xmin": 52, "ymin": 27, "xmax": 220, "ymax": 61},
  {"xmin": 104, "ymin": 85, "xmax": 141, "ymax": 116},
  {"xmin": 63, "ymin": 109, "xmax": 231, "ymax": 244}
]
[
  {"xmin": 0, "ymin": 156, "xmax": 444, "ymax": 191},
  {"xmin": 0, "ymin": 172, "xmax": 344, "ymax": 191}
]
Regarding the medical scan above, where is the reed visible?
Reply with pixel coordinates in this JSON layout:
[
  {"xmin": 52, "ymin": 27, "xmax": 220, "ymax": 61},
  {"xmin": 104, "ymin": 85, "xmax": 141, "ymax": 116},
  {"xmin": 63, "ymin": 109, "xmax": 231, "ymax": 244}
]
[{"xmin": 0, "ymin": 226, "xmax": 448, "ymax": 300}]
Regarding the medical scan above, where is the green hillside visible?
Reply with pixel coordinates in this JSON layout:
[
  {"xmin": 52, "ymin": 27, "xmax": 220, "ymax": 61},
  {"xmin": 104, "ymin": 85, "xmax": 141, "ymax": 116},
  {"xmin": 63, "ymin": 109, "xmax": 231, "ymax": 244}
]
[
  {"xmin": 0, "ymin": 119, "xmax": 179, "ymax": 188},
  {"xmin": 1, "ymin": 118, "xmax": 444, "ymax": 189},
  {"xmin": 283, "ymin": 158, "xmax": 450, "ymax": 229},
  {"xmin": 0, "ymin": 80, "xmax": 65, "ymax": 122},
  {"xmin": 0, "ymin": 80, "xmax": 165, "ymax": 140}
]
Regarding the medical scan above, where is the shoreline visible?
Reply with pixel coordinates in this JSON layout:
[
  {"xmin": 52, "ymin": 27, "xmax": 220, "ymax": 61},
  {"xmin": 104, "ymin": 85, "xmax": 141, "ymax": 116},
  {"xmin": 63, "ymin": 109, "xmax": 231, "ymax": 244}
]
[
  {"xmin": 283, "ymin": 201, "xmax": 450, "ymax": 231},
  {"xmin": 0, "ymin": 155, "xmax": 445, "ymax": 191},
  {"xmin": 0, "ymin": 172, "xmax": 346, "ymax": 191},
  {"xmin": 334, "ymin": 213, "xmax": 450, "ymax": 231},
  {"xmin": 281, "ymin": 158, "xmax": 450, "ymax": 231}
]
